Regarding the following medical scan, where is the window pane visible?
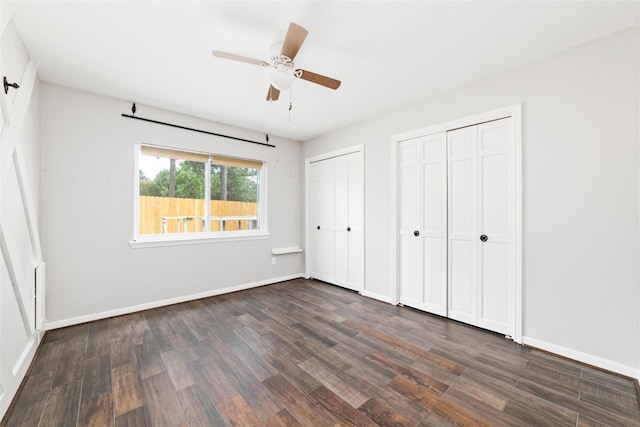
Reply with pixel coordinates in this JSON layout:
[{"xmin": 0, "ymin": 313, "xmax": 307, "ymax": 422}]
[
  {"xmin": 210, "ymin": 163, "xmax": 260, "ymax": 231},
  {"xmin": 139, "ymin": 153, "xmax": 206, "ymax": 234}
]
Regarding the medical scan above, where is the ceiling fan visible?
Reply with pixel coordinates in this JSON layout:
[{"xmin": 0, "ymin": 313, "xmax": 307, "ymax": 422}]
[{"xmin": 212, "ymin": 22, "xmax": 341, "ymax": 101}]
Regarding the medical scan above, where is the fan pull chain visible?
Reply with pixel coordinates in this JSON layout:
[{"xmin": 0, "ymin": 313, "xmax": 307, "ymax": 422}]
[{"xmin": 288, "ymin": 86, "xmax": 293, "ymax": 121}]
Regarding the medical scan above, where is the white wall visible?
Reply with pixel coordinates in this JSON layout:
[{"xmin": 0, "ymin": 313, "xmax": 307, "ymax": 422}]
[
  {"xmin": 40, "ymin": 84, "xmax": 304, "ymax": 327},
  {"xmin": 303, "ymin": 28, "xmax": 640, "ymax": 378},
  {"xmin": 0, "ymin": 12, "xmax": 43, "ymax": 420}
]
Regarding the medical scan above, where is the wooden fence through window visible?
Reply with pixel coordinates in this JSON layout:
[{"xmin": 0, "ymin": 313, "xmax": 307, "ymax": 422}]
[{"xmin": 139, "ymin": 196, "xmax": 257, "ymax": 234}]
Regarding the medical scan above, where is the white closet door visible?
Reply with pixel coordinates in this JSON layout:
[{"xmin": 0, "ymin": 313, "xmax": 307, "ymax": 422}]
[
  {"xmin": 477, "ymin": 119, "xmax": 514, "ymax": 335},
  {"xmin": 447, "ymin": 126, "xmax": 478, "ymax": 326},
  {"xmin": 398, "ymin": 133, "xmax": 447, "ymax": 315},
  {"xmin": 309, "ymin": 151, "xmax": 363, "ymax": 292}
]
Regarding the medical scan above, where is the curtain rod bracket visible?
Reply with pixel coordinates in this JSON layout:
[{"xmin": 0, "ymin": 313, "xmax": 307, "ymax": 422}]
[
  {"xmin": 131, "ymin": 102, "xmax": 136, "ymax": 116},
  {"xmin": 3, "ymin": 76, "xmax": 19, "ymax": 95}
]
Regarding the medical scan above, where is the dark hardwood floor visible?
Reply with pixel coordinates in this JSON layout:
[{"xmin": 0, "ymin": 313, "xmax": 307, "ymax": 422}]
[{"xmin": 2, "ymin": 279, "xmax": 639, "ymax": 426}]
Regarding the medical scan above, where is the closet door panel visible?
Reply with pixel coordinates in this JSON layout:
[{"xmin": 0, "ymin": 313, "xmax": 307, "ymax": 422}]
[
  {"xmin": 334, "ymin": 157, "xmax": 350, "ymax": 226},
  {"xmin": 421, "ymin": 133, "xmax": 447, "ymax": 315},
  {"xmin": 447, "ymin": 127, "xmax": 478, "ymax": 325},
  {"xmin": 401, "ymin": 235, "xmax": 420, "ymax": 302},
  {"xmin": 481, "ymin": 154, "xmax": 509, "ymax": 235},
  {"xmin": 348, "ymin": 231, "xmax": 363, "ymax": 290},
  {"xmin": 333, "ymin": 158, "xmax": 349, "ymax": 287},
  {"xmin": 481, "ymin": 243, "xmax": 509, "ymax": 329},
  {"xmin": 449, "ymin": 240, "xmax": 475, "ymax": 321},
  {"xmin": 424, "ymin": 238, "xmax": 446, "ymax": 313},
  {"xmin": 323, "ymin": 165, "xmax": 337, "ymax": 283},
  {"xmin": 310, "ymin": 160, "xmax": 336, "ymax": 283},
  {"xmin": 449, "ymin": 158, "xmax": 475, "ymax": 234},
  {"xmin": 347, "ymin": 152, "xmax": 364, "ymax": 290},
  {"xmin": 399, "ymin": 140, "xmax": 422, "ymax": 306},
  {"xmin": 321, "ymin": 230, "xmax": 336, "ymax": 280},
  {"xmin": 334, "ymin": 232, "xmax": 349, "ymax": 287},
  {"xmin": 309, "ymin": 164, "xmax": 325, "ymax": 278}
]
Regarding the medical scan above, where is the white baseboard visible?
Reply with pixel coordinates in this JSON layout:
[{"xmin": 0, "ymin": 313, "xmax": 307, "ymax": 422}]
[
  {"xmin": 361, "ymin": 289, "xmax": 394, "ymax": 305},
  {"xmin": 12, "ymin": 338, "xmax": 36, "ymax": 376},
  {"xmin": 45, "ymin": 273, "xmax": 304, "ymax": 330},
  {"xmin": 522, "ymin": 336, "xmax": 640, "ymax": 380}
]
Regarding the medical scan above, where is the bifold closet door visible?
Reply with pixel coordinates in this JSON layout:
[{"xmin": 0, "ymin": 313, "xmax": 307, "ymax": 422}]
[
  {"xmin": 398, "ymin": 133, "xmax": 447, "ymax": 316},
  {"xmin": 309, "ymin": 151, "xmax": 363, "ymax": 292},
  {"xmin": 448, "ymin": 118, "xmax": 514, "ymax": 335}
]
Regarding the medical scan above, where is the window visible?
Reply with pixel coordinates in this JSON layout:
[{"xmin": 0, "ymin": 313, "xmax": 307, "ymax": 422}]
[{"xmin": 132, "ymin": 144, "xmax": 267, "ymax": 246}]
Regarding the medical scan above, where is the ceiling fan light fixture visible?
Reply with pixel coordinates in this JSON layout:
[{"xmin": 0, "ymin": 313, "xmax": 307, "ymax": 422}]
[{"xmin": 271, "ymin": 68, "xmax": 293, "ymax": 91}]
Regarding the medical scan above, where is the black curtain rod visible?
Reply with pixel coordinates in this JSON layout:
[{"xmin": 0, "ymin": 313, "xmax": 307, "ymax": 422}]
[{"xmin": 121, "ymin": 112, "xmax": 275, "ymax": 148}]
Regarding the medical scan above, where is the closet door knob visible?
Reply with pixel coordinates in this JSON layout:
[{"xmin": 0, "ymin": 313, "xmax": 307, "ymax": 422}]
[
  {"xmin": 480, "ymin": 234, "xmax": 488, "ymax": 242},
  {"xmin": 347, "ymin": 227, "xmax": 351, "ymax": 232},
  {"xmin": 317, "ymin": 225, "xmax": 321, "ymax": 230},
  {"xmin": 414, "ymin": 230, "xmax": 420, "ymax": 237}
]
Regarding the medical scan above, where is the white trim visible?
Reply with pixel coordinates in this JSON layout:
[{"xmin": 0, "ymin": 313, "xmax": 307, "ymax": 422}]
[
  {"xmin": 204, "ymin": 160, "xmax": 212, "ymax": 232},
  {"xmin": 637, "ymin": 31, "xmax": 640, "ymax": 383},
  {"xmin": 11, "ymin": 338, "xmax": 35, "ymax": 376},
  {"xmin": 390, "ymin": 104, "xmax": 523, "ymax": 343},
  {"xmin": 523, "ymin": 336, "xmax": 640, "ymax": 381},
  {"xmin": 129, "ymin": 231, "xmax": 269, "ymax": 248},
  {"xmin": 512, "ymin": 104, "xmax": 523, "ymax": 344},
  {"xmin": 389, "ymin": 131, "xmax": 399, "ymax": 305},
  {"xmin": 304, "ymin": 144, "xmax": 365, "ymax": 286},
  {"xmin": 133, "ymin": 144, "xmax": 140, "ymax": 237},
  {"xmin": 305, "ymin": 145, "xmax": 363, "ymax": 164},
  {"xmin": 393, "ymin": 105, "xmax": 519, "ymax": 143},
  {"xmin": 259, "ymin": 160, "xmax": 269, "ymax": 235},
  {"xmin": 272, "ymin": 246, "xmax": 303, "ymax": 255},
  {"xmin": 361, "ymin": 290, "xmax": 394, "ymax": 305},
  {"xmin": 45, "ymin": 273, "xmax": 305, "ymax": 330}
]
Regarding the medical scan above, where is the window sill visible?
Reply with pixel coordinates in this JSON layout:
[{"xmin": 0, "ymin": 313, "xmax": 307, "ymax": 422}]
[{"xmin": 129, "ymin": 231, "xmax": 270, "ymax": 248}]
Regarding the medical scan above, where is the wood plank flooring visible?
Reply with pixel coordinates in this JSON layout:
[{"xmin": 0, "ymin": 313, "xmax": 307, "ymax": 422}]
[{"xmin": 2, "ymin": 279, "xmax": 639, "ymax": 426}]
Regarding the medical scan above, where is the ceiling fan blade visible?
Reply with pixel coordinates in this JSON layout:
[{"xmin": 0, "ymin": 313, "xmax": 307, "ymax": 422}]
[
  {"xmin": 212, "ymin": 50, "xmax": 267, "ymax": 66},
  {"xmin": 266, "ymin": 85, "xmax": 280, "ymax": 101},
  {"xmin": 295, "ymin": 69, "xmax": 341, "ymax": 90},
  {"xmin": 280, "ymin": 23, "xmax": 308, "ymax": 60}
]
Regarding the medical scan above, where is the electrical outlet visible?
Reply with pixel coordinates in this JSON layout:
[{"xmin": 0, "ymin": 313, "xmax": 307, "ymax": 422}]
[{"xmin": 272, "ymin": 257, "xmax": 277, "ymax": 265}]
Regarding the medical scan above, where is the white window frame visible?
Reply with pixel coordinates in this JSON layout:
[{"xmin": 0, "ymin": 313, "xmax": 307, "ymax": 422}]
[{"xmin": 130, "ymin": 144, "xmax": 268, "ymax": 248}]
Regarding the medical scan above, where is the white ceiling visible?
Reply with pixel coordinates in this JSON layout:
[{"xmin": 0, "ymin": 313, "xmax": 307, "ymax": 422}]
[{"xmin": 5, "ymin": 1, "xmax": 639, "ymax": 141}]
